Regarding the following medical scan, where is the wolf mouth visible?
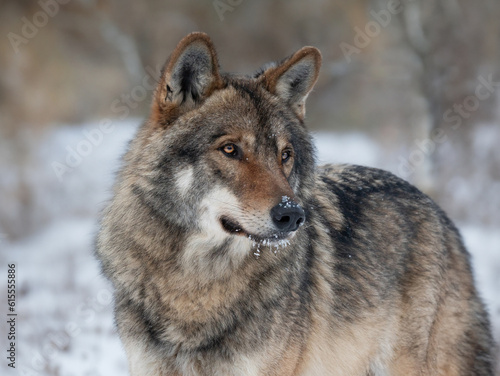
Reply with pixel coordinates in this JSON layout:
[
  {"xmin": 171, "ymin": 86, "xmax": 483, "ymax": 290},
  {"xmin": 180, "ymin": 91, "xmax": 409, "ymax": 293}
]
[
  {"xmin": 219, "ymin": 216, "xmax": 292, "ymax": 243},
  {"xmin": 220, "ymin": 216, "xmax": 244, "ymax": 235}
]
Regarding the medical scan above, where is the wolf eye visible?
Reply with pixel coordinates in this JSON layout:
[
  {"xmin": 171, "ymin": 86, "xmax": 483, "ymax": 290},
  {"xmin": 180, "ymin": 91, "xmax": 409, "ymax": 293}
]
[
  {"xmin": 281, "ymin": 150, "xmax": 292, "ymax": 163},
  {"xmin": 221, "ymin": 144, "xmax": 240, "ymax": 159}
]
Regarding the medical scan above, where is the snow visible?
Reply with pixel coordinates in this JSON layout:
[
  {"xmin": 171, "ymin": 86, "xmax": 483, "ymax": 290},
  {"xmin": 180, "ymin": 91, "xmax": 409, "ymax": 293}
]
[
  {"xmin": 313, "ymin": 132, "xmax": 382, "ymax": 167},
  {"xmin": 462, "ymin": 226, "xmax": 500, "ymax": 331},
  {"xmin": 1, "ymin": 121, "xmax": 498, "ymax": 375}
]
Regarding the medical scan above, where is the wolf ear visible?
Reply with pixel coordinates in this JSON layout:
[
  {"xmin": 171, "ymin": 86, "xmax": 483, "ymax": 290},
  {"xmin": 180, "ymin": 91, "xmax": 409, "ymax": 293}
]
[
  {"xmin": 260, "ymin": 47, "xmax": 321, "ymax": 119},
  {"xmin": 152, "ymin": 32, "xmax": 223, "ymax": 126}
]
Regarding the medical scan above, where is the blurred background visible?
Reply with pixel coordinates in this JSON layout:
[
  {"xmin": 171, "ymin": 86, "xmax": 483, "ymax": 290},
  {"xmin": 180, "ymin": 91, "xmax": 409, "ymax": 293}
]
[{"xmin": 1, "ymin": 0, "xmax": 499, "ymax": 374}]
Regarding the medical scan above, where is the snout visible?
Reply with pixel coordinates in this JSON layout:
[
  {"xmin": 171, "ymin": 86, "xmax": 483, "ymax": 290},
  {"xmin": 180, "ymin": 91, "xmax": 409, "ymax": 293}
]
[{"xmin": 270, "ymin": 199, "xmax": 305, "ymax": 233}]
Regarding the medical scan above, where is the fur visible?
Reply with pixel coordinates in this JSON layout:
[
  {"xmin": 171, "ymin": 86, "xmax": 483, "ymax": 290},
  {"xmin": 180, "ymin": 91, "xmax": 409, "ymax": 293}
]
[{"xmin": 96, "ymin": 32, "xmax": 495, "ymax": 375}]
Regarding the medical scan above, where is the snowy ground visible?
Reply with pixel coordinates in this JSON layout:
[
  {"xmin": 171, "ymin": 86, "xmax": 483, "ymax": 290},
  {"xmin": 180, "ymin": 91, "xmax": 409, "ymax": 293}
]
[{"xmin": 1, "ymin": 120, "xmax": 499, "ymax": 375}]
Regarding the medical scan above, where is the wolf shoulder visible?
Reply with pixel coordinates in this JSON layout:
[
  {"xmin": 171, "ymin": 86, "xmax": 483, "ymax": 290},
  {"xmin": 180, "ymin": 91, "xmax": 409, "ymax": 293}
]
[
  {"xmin": 316, "ymin": 163, "xmax": 439, "ymax": 204},
  {"xmin": 313, "ymin": 163, "xmax": 460, "ymax": 237},
  {"xmin": 316, "ymin": 163, "xmax": 429, "ymax": 200}
]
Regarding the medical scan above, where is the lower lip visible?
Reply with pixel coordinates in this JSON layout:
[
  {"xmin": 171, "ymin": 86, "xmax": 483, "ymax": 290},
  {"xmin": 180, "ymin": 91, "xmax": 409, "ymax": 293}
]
[
  {"xmin": 220, "ymin": 217, "xmax": 245, "ymax": 235},
  {"xmin": 219, "ymin": 217, "xmax": 294, "ymax": 243}
]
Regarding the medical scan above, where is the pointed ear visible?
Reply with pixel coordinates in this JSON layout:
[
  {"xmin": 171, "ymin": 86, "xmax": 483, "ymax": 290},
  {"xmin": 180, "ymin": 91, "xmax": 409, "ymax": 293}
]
[
  {"xmin": 152, "ymin": 32, "xmax": 223, "ymax": 126},
  {"xmin": 260, "ymin": 47, "xmax": 321, "ymax": 119}
]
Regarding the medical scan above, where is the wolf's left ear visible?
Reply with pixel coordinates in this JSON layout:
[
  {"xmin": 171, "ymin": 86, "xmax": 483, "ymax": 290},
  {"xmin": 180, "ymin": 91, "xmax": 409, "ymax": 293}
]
[
  {"xmin": 260, "ymin": 47, "xmax": 321, "ymax": 119},
  {"xmin": 152, "ymin": 32, "xmax": 223, "ymax": 126}
]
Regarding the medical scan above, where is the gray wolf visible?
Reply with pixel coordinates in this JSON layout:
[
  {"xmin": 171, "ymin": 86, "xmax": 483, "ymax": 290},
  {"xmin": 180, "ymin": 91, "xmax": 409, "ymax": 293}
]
[{"xmin": 96, "ymin": 32, "xmax": 495, "ymax": 375}]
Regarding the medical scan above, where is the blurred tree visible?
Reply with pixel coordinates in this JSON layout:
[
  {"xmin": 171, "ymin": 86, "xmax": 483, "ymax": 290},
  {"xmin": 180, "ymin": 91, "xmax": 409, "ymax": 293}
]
[{"xmin": 398, "ymin": 0, "xmax": 500, "ymax": 197}]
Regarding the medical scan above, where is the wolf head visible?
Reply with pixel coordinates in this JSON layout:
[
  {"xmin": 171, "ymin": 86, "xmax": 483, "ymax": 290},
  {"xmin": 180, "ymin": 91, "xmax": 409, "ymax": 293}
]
[{"xmin": 126, "ymin": 32, "xmax": 321, "ymax": 249}]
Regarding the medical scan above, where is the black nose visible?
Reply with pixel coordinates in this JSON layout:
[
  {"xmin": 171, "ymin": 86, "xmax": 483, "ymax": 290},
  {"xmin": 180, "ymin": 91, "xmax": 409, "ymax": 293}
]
[{"xmin": 270, "ymin": 200, "xmax": 305, "ymax": 233}]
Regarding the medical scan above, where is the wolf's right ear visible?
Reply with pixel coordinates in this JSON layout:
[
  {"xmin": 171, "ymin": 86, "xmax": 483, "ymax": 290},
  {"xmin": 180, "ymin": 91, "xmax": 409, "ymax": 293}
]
[{"xmin": 151, "ymin": 32, "xmax": 223, "ymax": 126}]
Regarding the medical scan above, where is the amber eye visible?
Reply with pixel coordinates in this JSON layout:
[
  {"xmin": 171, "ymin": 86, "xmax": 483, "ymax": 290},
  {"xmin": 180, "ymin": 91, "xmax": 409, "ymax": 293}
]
[
  {"xmin": 221, "ymin": 143, "xmax": 240, "ymax": 159},
  {"xmin": 281, "ymin": 150, "xmax": 292, "ymax": 163},
  {"xmin": 223, "ymin": 144, "xmax": 235, "ymax": 154}
]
